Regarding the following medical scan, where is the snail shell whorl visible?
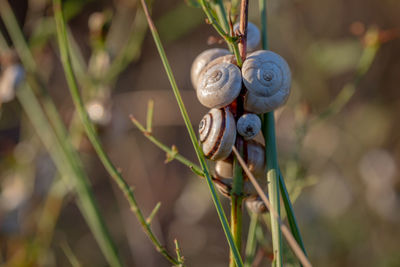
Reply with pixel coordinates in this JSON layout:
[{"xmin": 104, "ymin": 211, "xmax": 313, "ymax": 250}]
[
  {"xmin": 233, "ymin": 22, "xmax": 261, "ymax": 52},
  {"xmin": 197, "ymin": 62, "xmax": 242, "ymax": 108},
  {"xmin": 199, "ymin": 108, "xmax": 236, "ymax": 160},
  {"xmin": 237, "ymin": 113, "xmax": 261, "ymax": 140},
  {"xmin": 246, "ymin": 196, "xmax": 268, "ymax": 214},
  {"xmin": 242, "ymin": 50, "xmax": 291, "ymax": 113},
  {"xmin": 190, "ymin": 48, "xmax": 231, "ymax": 89}
]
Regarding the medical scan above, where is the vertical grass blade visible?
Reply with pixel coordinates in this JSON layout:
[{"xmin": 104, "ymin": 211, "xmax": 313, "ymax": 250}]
[{"xmin": 259, "ymin": 0, "xmax": 283, "ymax": 265}]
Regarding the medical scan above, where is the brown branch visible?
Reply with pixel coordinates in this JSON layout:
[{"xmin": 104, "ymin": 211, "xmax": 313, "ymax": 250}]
[{"xmin": 238, "ymin": 0, "xmax": 249, "ymax": 62}]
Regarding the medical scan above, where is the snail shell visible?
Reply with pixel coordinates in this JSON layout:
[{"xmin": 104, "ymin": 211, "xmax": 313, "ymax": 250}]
[
  {"xmin": 233, "ymin": 22, "xmax": 261, "ymax": 52},
  {"xmin": 0, "ymin": 64, "xmax": 24, "ymax": 103},
  {"xmin": 197, "ymin": 54, "xmax": 236, "ymax": 82},
  {"xmin": 190, "ymin": 48, "xmax": 231, "ymax": 89},
  {"xmin": 242, "ymin": 50, "xmax": 291, "ymax": 114},
  {"xmin": 197, "ymin": 62, "xmax": 242, "ymax": 109},
  {"xmin": 213, "ymin": 140, "xmax": 267, "ymax": 197},
  {"xmin": 246, "ymin": 196, "xmax": 268, "ymax": 214},
  {"xmin": 237, "ymin": 113, "xmax": 261, "ymax": 140},
  {"xmin": 199, "ymin": 108, "xmax": 236, "ymax": 160}
]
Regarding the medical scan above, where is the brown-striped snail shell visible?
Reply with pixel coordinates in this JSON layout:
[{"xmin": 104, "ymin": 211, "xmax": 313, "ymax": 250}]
[
  {"xmin": 190, "ymin": 48, "xmax": 231, "ymax": 89},
  {"xmin": 246, "ymin": 196, "xmax": 267, "ymax": 214},
  {"xmin": 242, "ymin": 50, "xmax": 291, "ymax": 114},
  {"xmin": 233, "ymin": 22, "xmax": 261, "ymax": 52},
  {"xmin": 213, "ymin": 140, "xmax": 267, "ymax": 197},
  {"xmin": 197, "ymin": 62, "xmax": 242, "ymax": 108},
  {"xmin": 199, "ymin": 108, "xmax": 236, "ymax": 160},
  {"xmin": 237, "ymin": 113, "xmax": 261, "ymax": 140}
]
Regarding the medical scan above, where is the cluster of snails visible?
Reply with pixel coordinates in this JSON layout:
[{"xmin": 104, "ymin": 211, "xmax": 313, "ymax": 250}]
[{"xmin": 191, "ymin": 22, "xmax": 291, "ymax": 213}]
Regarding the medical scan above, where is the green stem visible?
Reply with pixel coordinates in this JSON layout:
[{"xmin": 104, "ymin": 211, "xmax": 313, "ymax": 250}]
[
  {"xmin": 259, "ymin": 1, "xmax": 282, "ymax": 265},
  {"xmin": 138, "ymin": 0, "xmax": 243, "ymax": 266},
  {"xmin": 16, "ymin": 84, "xmax": 123, "ymax": 267},
  {"xmin": 244, "ymin": 213, "xmax": 258, "ymax": 267},
  {"xmin": 52, "ymin": 0, "xmax": 179, "ymax": 265},
  {"xmin": 130, "ymin": 115, "xmax": 203, "ymax": 176},
  {"xmin": 278, "ymin": 171, "xmax": 307, "ymax": 258},
  {"xmin": 0, "ymin": 4, "xmax": 124, "ymax": 265},
  {"xmin": 230, "ymin": 156, "xmax": 245, "ymax": 267},
  {"xmin": 214, "ymin": 0, "xmax": 230, "ymax": 33},
  {"xmin": 199, "ymin": 0, "xmax": 242, "ymax": 66},
  {"xmin": 103, "ymin": 8, "xmax": 148, "ymax": 84}
]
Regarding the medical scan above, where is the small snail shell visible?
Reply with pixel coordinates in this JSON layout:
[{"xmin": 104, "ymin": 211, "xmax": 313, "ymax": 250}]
[
  {"xmin": 242, "ymin": 50, "xmax": 291, "ymax": 114},
  {"xmin": 246, "ymin": 140, "xmax": 266, "ymax": 180},
  {"xmin": 246, "ymin": 196, "xmax": 267, "ymax": 214},
  {"xmin": 237, "ymin": 113, "xmax": 261, "ymax": 140},
  {"xmin": 0, "ymin": 64, "xmax": 24, "ymax": 103},
  {"xmin": 197, "ymin": 62, "xmax": 242, "ymax": 109},
  {"xmin": 212, "ymin": 140, "xmax": 267, "ymax": 197},
  {"xmin": 199, "ymin": 108, "xmax": 236, "ymax": 160},
  {"xmin": 190, "ymin": 48, "xmax": 231, "ymax": 89},
  {"xmin": 233, "ymin": 22, "xmax": 261, "ymax": 52},
  {"xmin": 215, "ymin": 158, "xmax": 233, "ymax": 179}
]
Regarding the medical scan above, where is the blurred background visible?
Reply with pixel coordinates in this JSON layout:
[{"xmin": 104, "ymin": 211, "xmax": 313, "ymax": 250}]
[{"xmin": 0, "ymin": 0, "xmax": 399, "ymax": 266}]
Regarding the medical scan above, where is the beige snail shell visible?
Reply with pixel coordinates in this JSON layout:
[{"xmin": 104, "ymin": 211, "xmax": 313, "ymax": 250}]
[
  {"xmin": 236, "ymin": 113, "xmax": 261, "ymax": 140},
  {"xmin": 190, "ymin": 48, "xmax": 231, "ymax": 89},
  {"xmin": 242, "ymin": 50, "xmax": 291, "ymax": 114},
  {"xmin": 197, "ymin": 62, "xmax": 242, "ymax": 109},
  {"xmin": 246, "ymin": 196, "xmax": 267, "ymax": 214},
  {"xmin": 233, "ymin": 22, "xmax": 261, "ymax": 52},
  {"xmin": 213, "ymin": 140, "xmax": 267, "ymax": 197},
  {"xmin": 199, "ymin": 108, "xmax": 236, "ymax": 160}
]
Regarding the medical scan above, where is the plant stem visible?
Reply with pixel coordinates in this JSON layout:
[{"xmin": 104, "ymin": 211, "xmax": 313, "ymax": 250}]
[
  {"xmin": 278, "ymin": 171, "xmax": 307, "ymax": 257},
  {"xmin": 258, "ymin": 1, "xmax": 283, "ymax": 266},
  {"xmin": 229, "ymin": 1, "xmax": 249, "ymax": 265},
  {"xmin": 130, "ymin": 115, "xmax": 203, "ymax": 176},
  {"xmin": 199, "ymin": 0, "xmax": 242, "ymax": 66},
  {"xmin": 0, "ymin": 5, "xmax": 125, "ymax": 265},
  {"xmin": 238, "ymin": 0, "xmax": 248, "ymax": 62},
  {"xmin": 244, "ymin": 213, "xmax": 259, "ymax": 267},
  {"xmin": 214, "ymin": 0, "xmax": 230, "ymax": 33},
  {"xmin": 16, "ymin": 84, "xmax": 123, "ymax": 267},
  {"xmin": 138, "ymin": 0, "xmax": 243, "ymax": 266},
  {"xmin": 52, "ymin": 0, "xmax": 179, "ymax": 264},
  {"xmin": 232, "ymin": 147, "xmax": 312, "ymax": 267}
]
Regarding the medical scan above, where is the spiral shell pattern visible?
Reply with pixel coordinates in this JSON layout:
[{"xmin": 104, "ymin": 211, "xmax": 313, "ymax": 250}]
[
  {"xmin": 242, "ymin": 50, "xmax": 291, "ymax": 113},
  {"xmin": 190, "ymin": 48, "xmax": 231, "ymax": 89},
  {"xmin": 199, "ymin": 108, "xmax": 236, "ymax": 160},
  {"xmin": 197, "ymin": 62, "xmax": 242, "ymax": 108}
]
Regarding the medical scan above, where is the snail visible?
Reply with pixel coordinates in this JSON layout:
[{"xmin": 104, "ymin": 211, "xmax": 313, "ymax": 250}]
[
  {"xmin": 197, "ymin": 62, "xmax": 242, "ymax": 109},
  {"xmin": 199, "ymin": 108, "xmax": 236, "ymax": 160},
  {"xmin": 190, "ymin": 48, "xmax": 231, "ymax": 89},
  {"xmin": 0, "ymin": 64, "xmax": 24, "ymax": 103},
  {"xmin": 86, "ymin": 98, "xmax": 112, "ymax": 126},
  {"xmin": 213, "ymin": 140, "xmax": 267, "ymax": 197},
  {"xmin": 246, "ymin": 196, "xmax": 268, "ymax": 214},
  {"xmin": 242, "ymin": 50, "xmax": 291, "ymax": 114},
  {"xmin": 236, "ymin": 113, "xmax": 261, "ymax": 140},
  {"xmin": 233, "ymin": 22, "xmax": 261, "ymax": 52}
]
